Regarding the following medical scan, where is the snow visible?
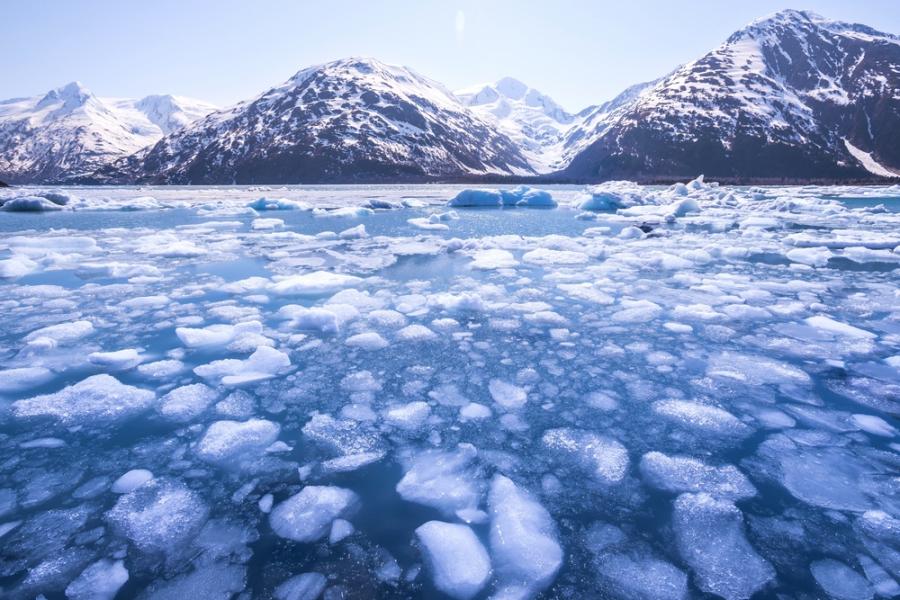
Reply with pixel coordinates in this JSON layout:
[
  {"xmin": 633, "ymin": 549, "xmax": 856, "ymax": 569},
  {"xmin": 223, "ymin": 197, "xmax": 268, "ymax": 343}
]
[
  {"xmin": 488, "ymin": 475, "xmax": 563, "ymax": 599},
  {"xmin": 415, "ymin": 521, "xmax": 491, "ymax": 600},
  {"xmin": 269, "ymin": 486, "xmax": 359, "ymax": 542},
  {"xmin": 844, "ymin": 139, "xmax": 898, "ymax": 178}
]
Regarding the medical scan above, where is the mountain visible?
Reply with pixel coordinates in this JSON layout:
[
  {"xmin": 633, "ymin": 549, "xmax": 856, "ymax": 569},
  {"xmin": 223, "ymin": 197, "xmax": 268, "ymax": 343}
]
[
  {"xmin": 0, "ymin": 82, "xmax": 216, "ymax": 184},
  {"xmin": 560, "ymin": 9, "xmax": 900, "ymax": 181},
  {"xmin": 98, "ymin": 58, "xmax": 535, "ymax": 184},
  {"xmin": 455, "ymin": 77, "xmax": 576, "ymax": 172}
]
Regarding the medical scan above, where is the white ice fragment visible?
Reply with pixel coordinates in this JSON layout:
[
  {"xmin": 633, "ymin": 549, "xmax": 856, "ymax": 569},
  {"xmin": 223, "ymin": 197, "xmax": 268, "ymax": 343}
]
[
  {"xmin": 111, "ymin": 469, "xmax": 154, "ymax": 494},
  {"xmin": 415, "ymin": 521, "xmax": 491, "ymax": 600},
  {"xmin": 65, "ymin": 559, "xmax": 129, "ymax": 600},
  {"xmin": 810, "ymin": 559, "xmax": 873, "ymax": 600},
  {"xmin": 196, "ymin": 419, "xmax": 281, "ymax": 465},
  {"xmin": 0, "ymin": 367, "xmax": 54, "ymax": 393},
  {"xmin": 339, "ymin": 224, "xmax": 368, "ymax": 239},
  {"xmin": 653, "ymin": 400, "xmax": 750, "ymax": 437},
  {"xmin": 397, "ymin": 324, "xmax": 438, "ymax": 342},
  {"xmin": 270, "ymin": 272, "xmax": 363, "ymax": 296},
  {"xmin": 25, "ymin": 320, "xmax": 94, "ymax": 347},
  {"xmin": 384, "ymin": 402, "xmax": 431, "ymax": 431},
  {"xmin": 12, "ymin": 375, "xmax": 155, "ymax": 424},
  {"xmin": 176, "ymin": 320, "xmax": 263, "ymax": 349},
  {"xmin": 488, "ymin": 379, "xmax": 527, "ymax": 410},
  {"xmin": 673, "ymin": 493, "xmax": 774, "ymax": 600},
  {"xmin": 194, "ymin": 346, "xmax": 291, "ymax": 386},
  {"xmin": 805, "ymin": 315, "xmax": 876, "ymax": 340},
  {"xmin": 470, "ymin": 248, "xmax": 518, "ymax": 270},
  {"xmin": 851, "ymin": 414, "xmax": 897, "ymax": 437},
  {"xmin": 488, "ymin": 475, "xmax": 563, "ymax": 599},
  {"xmin": 269, "ymin": 486, "xmax": 359, "ymax": 543},
  {"xmin": 329, "ymin": 518, "xmax": 354, "ymax": 544},
  {"xmin": 542, "ymin": 428, "xmax": 629, "ymax": 484},
  {"xmin": 274, "ymin": 572, "xmax": 327, "ymax": 600},
  {"xmin": 611, "ymin": 300, "xmax": 662, "ymax": 323},
  {"xmin": 460, "ymin": 403, "xmax": 492, "ymax": 421},
  {"xmin": 345, "ymin": 331, "xmax": 389, "ymax": 350},
  {"xmin": 396, "ymin": 444, "xmax": 482, "ymax": 516},
  {"xmin": 278, "ymin": 305, "xmax": 340, "ymax": 334},
  {"xmin": 639, "ymin": 452, "xmax": 755, "ymax": 500},
  {"xmin": 158, "ymin": 383, "xmax": 218, "ymax": 422}
]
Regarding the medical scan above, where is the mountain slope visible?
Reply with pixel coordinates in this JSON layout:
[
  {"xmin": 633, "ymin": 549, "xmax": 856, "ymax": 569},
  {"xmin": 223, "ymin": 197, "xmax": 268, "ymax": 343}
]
[
  {"xmin": 100, "ymin": 58, "xmax": 535, "ymax": 184},
  {"xmin": 0, "ymin": 83, "xmax": 216, "ymax": 183},
  {"xmin": 456, "ymin": 77, "xmax": 576, "ymax": 172},
  {"xmin": 561, "ymin": 10, "xmax": 900, "ymax": 181}
]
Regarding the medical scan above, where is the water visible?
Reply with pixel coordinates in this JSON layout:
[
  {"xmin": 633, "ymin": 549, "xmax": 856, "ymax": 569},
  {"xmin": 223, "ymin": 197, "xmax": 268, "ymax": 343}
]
[{"xmin": 0, "ymin": 182, "xmax": 898, "ymax": 599}]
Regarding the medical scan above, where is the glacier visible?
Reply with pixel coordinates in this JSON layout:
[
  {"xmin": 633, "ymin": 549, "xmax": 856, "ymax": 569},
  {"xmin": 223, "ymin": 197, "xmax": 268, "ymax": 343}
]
[{"xmin": 0, "ymin": 179, "xmax": 898, "ymax": 598}]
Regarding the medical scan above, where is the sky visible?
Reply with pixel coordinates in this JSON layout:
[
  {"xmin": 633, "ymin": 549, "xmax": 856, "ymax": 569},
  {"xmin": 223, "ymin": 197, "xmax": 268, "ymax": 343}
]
[{"xmin": 4, "ymin": 0, "xmax": 900, "ymax": 112}]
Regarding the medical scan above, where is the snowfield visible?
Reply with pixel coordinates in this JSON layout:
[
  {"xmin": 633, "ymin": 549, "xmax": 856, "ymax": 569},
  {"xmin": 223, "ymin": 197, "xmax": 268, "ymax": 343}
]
[{"xmin": 0, "ymin": 179, "xmax": 898, "ymax": 599}]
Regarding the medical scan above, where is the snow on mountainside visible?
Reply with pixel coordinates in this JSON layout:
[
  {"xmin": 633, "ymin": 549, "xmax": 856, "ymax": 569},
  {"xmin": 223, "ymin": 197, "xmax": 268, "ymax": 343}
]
[
  {"xmin": 0, "ymin": 82, "xmax": 216, "ymax": 183},
  {"xmin": 99, "ymin": 58, "xmax": 535, "ymax": 184},
  {"xmin": 561, "ymin": 9, "xmax": 900, "ymax": 181},
  {"xmin": 456, "ymin": 77, "xmax": 576, "ymax": 172}
]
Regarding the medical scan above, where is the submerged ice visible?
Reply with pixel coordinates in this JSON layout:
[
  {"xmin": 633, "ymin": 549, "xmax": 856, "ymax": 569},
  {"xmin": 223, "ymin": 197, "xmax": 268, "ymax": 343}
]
[{"xmin": 0, "ymin": 179, "xmax": 898, "ymax": 598}]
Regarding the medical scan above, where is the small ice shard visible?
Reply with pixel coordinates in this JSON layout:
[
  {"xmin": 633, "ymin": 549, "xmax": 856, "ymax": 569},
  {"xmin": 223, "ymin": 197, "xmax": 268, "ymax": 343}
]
[
  {"xmin": 541, "ymin": 428, "xmax": 629, "ymax": 484},
  {"xmin": 12, "ymin": 374, "xmax": 155, "ymax": 424},
  {"xmin": 595, "ymin": 552, "xmax": 688, "ymax": 600},
  {"xmin": 64, "ymin": 559, "xmax": 129, "ymax": 600},
  {"xmin": 488, "ymin": 379, "xmax": 527, "ymax": 410},
  {"xmin": 194, "ymin": 346, "xmax": 291, "ymax": 386},
  {"xmin": 415, "ymin": 521, "xmax": 491, "ymax": 600},
  {"xmin": 810, "ymin": 559, "xmax": 873, "ymax": 600},
  {"xmin": 278, "ymin": 305, "xmax": 341, "ymax": 334},
  {"xmin": 269, "ymin": 486, "xmax": 359, "ymax": 543},
  {"xmin": 639, "ymin": 452, "xmax": 756, "ymax": 500},
  {"xmin": 87, "ymin": 348, "xmax": 143, "ymax": 370},
  {"xmin": 804, "ymin": 315, "xmax": 876, "ymax": 340},
  {"xmin": 329, "ymin": 518, "xmax": 355, "ymax": 544},
  {"xmin": 270, "ymin": 272, "xmax": 363, "ymax": 296},
  {"xmin": 158, "ymin": 383, "xmax": 218, "ymax": 422},
  {"xmin": 196, "ymin": 419, "xmax": 281, "ymax": 465},
  {"xmin": 175, "ymin": 320, "xmax": 263, "ymax": 349},
  {"xmin": 673, "ymin": 493, "xmax": 774, "ymax": 600},
  {"xmin": 470, "ymin": 248, "xmax": 518, "ymax": 270},
  {"xmin": 110, "ymin": 469, "xmax": 154, "ymax": 494},
  {"xmin": 397, "ymin": 324, "xmax": 438, "ymax": 341},
  {"xmin": 396, "ymin": 444, "xmax": 482, "ymax": 517},
  {"xmin": 0, "ymin": 366, "xmax": 54, "ymax": 393},
  {"xmin": 488, "ymin": 475, "xmax": 563, "ymax": 599},
  {"xmin": 653, "ymin": 400, "xmax": 750, "ymax": 437},
  {"xmin": 345, "ymin": 331, "xmax": 389, "ymax": 350},
  {"xmin": 25, "ymin": 319, "xmax": 94, "ymax": 348},
  {"xmin": 384, "ymin": 401, "xmax": 431, "ymax": 431},
  {"xmin": 274, "ymin": 572, "xmax": 327, "ymax": 600},
  {"xmin": 339, "ymin": 224, "xmax": 368, "ymax": 239},
  {"xmin": 460, "ymin": 402, "xmax": 492, "ymax": 421}
]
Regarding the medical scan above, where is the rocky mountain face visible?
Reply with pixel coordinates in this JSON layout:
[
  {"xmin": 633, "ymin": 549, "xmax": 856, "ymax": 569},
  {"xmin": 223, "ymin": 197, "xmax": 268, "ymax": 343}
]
[
  {"xmin": 560, "ymin": 10, "xmax": 900, "ymax": 181},
  {"xmin": 98, "ymin": 58, "xmax": 535, "ymax": 184},
  {"xmin": 0, "ymin": 82, "xmax": 215, "ymax": 183}
]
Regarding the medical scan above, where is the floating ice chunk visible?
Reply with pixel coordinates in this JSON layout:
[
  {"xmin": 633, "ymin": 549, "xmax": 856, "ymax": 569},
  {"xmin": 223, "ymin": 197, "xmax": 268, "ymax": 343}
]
[
  {"xmin": 618, "ymin": 225, "xmax": 645, "ymax": 239},
  {"xmin": 397, "ymin": 324, "xmax": 438, "ymax": 342},
  {"xmin": 12, "ymin": 374, "xmax": 155, "ymax": 424},
  {"xmin": 274, "ymin": 572, "xmax": 327, "ymax": 600},
  {"xmin": 429, "ymin": 384, "xmax": 470, "ymax": 406},
  {"xmin": 321, "ymin": 451, "xmax": 385, "ymax": 473},
  {"xmin": 0, "ymin": 367, "xmax": 54, "ymax": 393},
  {"xmin": 522, "ymin": 248, "xmax": 589, "ymax": 265},
  {"xmin": 786, "ymin": 247, "xmax": 832, "ymax": 267},
  {"xmin": 196, "ymin": 419, "xmax": 281, "ymax": 465},
  {"xmin": 330, "ymin": 518, "xmax": 354, "ymax": 543},
  {"xmin": 316, "ymin": 206, "xmax": 373, "ymax": 218},
  {"xmin": 270, "ymin": 272, "xmax": 363, "ymax": 296},
  {"xmin": 269, "ymin": 486, "xmax": 360, "ymax": 543},
  {"xmin": 639, "ymin": 452, "xmax": 755, "ymax": 500},
  {"xmin": 470, "ymin": 248, "xmax": 518, "ymax": 270},
  {"xmin": 25, "ymin": 319, "xmax": 94, "ymax": 347},
  {"xmin": 176, "ymin": 320, "xmax": 263, "ymax": 349},
  {"xmin": 611, "ymin": 300, "xmax": 662, "ymax": 323},
  {"xmin": 653, "ymin": 400, "xmax": 750, "ymax": 437},
  {"xmin": 106, "ymin": 479, "xmax": 208, "ymax": 554},
  {"xmin": 408, "ymin": 217, "xmax": 450, "ymax": 231},
  {"xmin": 448, "ymin": 189, "xmax": 503, "ymax": 207},
  {"xmin": 488, "ymin": 474, "xmax": 563, "ymax": 599},
  {"xmin": 460, "ymin": 402, "xmax": 492, "ymax": 421},
  {"xmin": 512, "ymin": 187, "xmax": 556, "ymax": 208},
  {"xmin": 159, "ymin": 383, "xmax": 218, "ymax": 422},
  {"xmin": 430, "ymin": 292, "xmax": 486, "ymax": 312},
  {"xmin": 340, "ymin": 370, "xmax": 382, "ymax": 393},
  {"xmin": 111, "ymin": 469, "xmax": 154, "ymax": 494},
  {"xmin": 64, "ymin": 559, "xmax": 129, "ymax": 600},
  {"xmin": 415, "ymin": 521, "xmax": 491, "ymax": 600},
  {"xmin": 810, "ymin": 559, "xmax": 873, "ymax": 600},
  {"xmin": 0, "ymin": 255, "xmax": 38, "ymax": 278},
  {"xmin": 137, "ymin": 563, "xmax": 246, "ymax": 599},
  {"xmin": 396, "ymin": 444, "xmax": 482, "ymax": 516},
  {"xmin": 137, "ymin": 359, "xmax": 186, "ymax": 379},
  {"xmin": 673, "ymin": 493, "xmax": 774, "ymax": 600},
  {"xmin": 576, "ymin": 181, "xmax": 646, "ymax": 211},
  {"xmin": 120, "ymin": 295, "xmax": 170, "ymax": 309},
  {"xmin": 345, "ymin": 331, "xmax": 389, "ymax": 350},
  {"xmin": 251, "ymin": 217, "xmax": 284, "ymax": 230},
  {"xmin": 595, "ymin": 552, "xmax": 688, "ymax": 600},
  {"xmin": 706, "ymin": 352, "xmax": 810, "ymax": 386},
  {"xmin": 88, "ymin": 348, "xmax": 144, "ymax": 370},
  {"xmin": 857, "ymin": 553, "xmax": 899, "ymax": 598},
  {"xmin": 384, "ymin": 401, "xmax": 431, "ymax": 430},
  {"xmin": 247, "ymin": 197, "xmax": 310, "ymax": 211},
  {"xmin": 1, "ymin": 195, "xmax": 64, "ymax": 211},
  {"xmin": 339, "ymin": 224, "xmax": 368, "ymax": 239},
  {"xmin": 542, "ymin": 428, "xmax": 629, "ymax": 484},
  {"xmin": 805, "ymin": 315, "xmax": 876, "ymax": 340},
  {"xmin": 143, "ymin": 240, "xmax": 208, "ymax": 258},
  {"xmin": 852, "ymin": 414, "xmax": 897, "ymax": 437},
  {"xmin": 489, "ymin": 379, "xmax": 527, "ymax": 410},
  {"xmin": 194, "ymin": 346, "xmax": 291, "ymax": 386},
  {"xmin": 278, "ymin": 305, "xmax": 340, "ymax": 334}
]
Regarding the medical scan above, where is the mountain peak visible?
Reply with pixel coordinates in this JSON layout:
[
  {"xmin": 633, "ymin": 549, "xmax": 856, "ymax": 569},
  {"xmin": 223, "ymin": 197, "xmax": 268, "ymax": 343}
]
[{"xmin": 37, "ymin": 81, "xmax": 94, "ymax": 110}]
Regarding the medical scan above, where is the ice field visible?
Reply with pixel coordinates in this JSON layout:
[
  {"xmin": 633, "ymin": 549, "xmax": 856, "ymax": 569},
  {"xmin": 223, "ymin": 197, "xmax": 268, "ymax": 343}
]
[{"xmin": 0, "ymin": 179, "xmax": 898, "ymax": 599}]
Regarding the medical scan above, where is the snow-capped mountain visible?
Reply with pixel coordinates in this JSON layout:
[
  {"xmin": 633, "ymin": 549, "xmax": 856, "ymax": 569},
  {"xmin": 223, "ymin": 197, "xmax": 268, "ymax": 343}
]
[
  {"xmin": 0, "ymin": 82, "xmax": 216, "ymax": 183},
  {"xmin": 561, "ymin": 9, "xmax": 900, "ymax": 181},
  {"xmin": 99, "ymin": 58, "xmax": 535, "ymax": 184},
  {"xmin": 455, "ymin": 77, "xmax": 576, "ymax": 172}
]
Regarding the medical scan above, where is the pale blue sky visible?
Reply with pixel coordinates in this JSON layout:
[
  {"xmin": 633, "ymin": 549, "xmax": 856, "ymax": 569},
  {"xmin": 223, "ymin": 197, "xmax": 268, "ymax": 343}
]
[{"xmin": 4, "ymin": 1, "xmax": 899, "ymax": 112}]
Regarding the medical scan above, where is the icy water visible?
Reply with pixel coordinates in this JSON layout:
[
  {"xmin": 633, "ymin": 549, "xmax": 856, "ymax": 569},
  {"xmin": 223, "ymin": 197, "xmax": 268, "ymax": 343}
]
[{"xmin": 0, "ymin": 182, "xmax": 898, "ymax": 600}]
